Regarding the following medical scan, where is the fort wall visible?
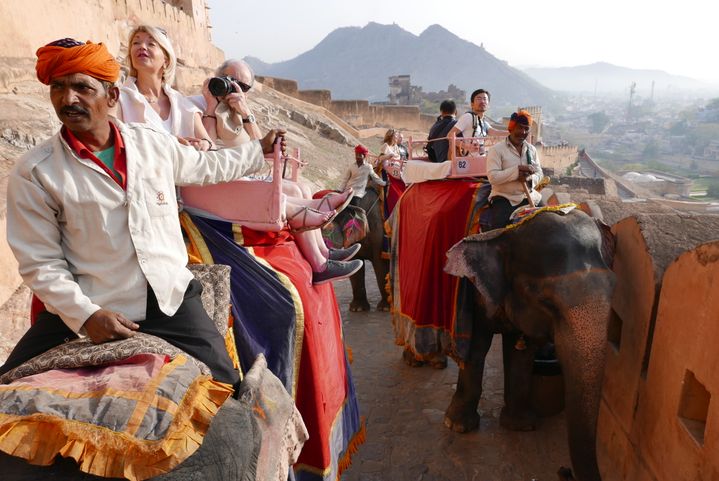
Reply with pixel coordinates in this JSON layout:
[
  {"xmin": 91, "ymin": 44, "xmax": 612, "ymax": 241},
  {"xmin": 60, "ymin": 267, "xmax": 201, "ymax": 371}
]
[
  {"xmin": 0, "ymin": 0, "xmax": 223, "ymax": 90},
  {"xmin": 598, "ymin": 214, "xmax": 719, "ymax": 481},
  {"xmin": 256, "ymin": 76, "xmax": 435, "ymax": 133},
  {"xmin": 519, "ymin": 105, "xmax": 543, "ymax": 141},
  {"xmin": 297, "ymin": 90, "xmax": 332, "ymax": 110},
  {"xmin": 539, "ymin": 144, "xmax": 578, "ymax": 175},
  {"xmin": 553, "ymin": 176, "xmax": 606, "ymax": 195}
]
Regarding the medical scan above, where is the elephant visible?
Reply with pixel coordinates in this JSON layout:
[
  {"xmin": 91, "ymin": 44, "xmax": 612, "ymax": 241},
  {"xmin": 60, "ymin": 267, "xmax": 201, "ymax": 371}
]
[
  {"xmin": 444, "ymin": 208, "xmax": 615, "ymax": 481},
  {"xmin": 326, "ymin": 185, "xmax": 389, "ymax": 312}
]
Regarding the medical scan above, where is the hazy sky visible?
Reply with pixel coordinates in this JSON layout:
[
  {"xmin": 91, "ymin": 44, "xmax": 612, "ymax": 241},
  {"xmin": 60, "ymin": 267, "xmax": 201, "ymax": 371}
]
[{"xmin": 207, "ymin": 0, "xmax": 718, "ymax": 83}]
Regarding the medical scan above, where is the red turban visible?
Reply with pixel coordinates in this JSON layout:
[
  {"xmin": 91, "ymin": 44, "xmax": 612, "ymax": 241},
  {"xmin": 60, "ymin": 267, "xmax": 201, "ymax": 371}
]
[
  {"xmin": 507, "ymin": 110, "xmax": 533, "ymax": 131},
  {"xmin": 35, "ymin": 39, "xmax": 120, "ymax": 85},
  {"xmin": 355, "ymin": 144, "xmax": 368, "ymax": 155}
]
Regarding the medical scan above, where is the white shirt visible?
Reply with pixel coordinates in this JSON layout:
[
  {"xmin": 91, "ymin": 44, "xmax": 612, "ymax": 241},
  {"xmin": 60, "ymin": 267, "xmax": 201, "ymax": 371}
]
[
  {"xmin": 340, "ymin": 162, "xmax": 386, "ymax": 198},
  {"xmin": 119, "ymin": 78, "xmax": 200, "ymax": 138},
  {"xmin": 454, "ymin": 112, "xmax": 490, "ymax": 139},
  {"xmin": 487, "ymin": 137, "xmax": 543, "ymax": 206},
  {"xmin": 7, "ymin": 120, "xmax": 264, "ymax": 333}
]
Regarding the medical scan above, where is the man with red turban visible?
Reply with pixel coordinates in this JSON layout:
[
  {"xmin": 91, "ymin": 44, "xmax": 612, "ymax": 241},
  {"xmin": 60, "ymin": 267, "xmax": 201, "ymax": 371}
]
[
  {"xmin": 1, "ymin": 38, "xmax": 286, "ymax": 392},
  {"xmin": 340, "ymin": 144, "xmax": 386, "ymax": 206},
  {"xmin": 484, "ymin": 109, "xmax": 544, "ymax": 230}
]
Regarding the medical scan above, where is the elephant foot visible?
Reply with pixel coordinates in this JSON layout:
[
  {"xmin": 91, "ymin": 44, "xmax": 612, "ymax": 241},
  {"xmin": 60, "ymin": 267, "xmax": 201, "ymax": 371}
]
[
  {"xmin": 499, "ymin": 406, "xmax": 537, "ymax": 432},
  {"xmin": 402, "ymin": 348, "xmax": 425, "ymax": 367},
  {"xmin": 376, "ymin": 298, "xmax": 390, "ymax": 312},
  {"xmin": 428, "ymin": 353, "xmax": 447, "ymax": 370},
  {"xmin": 444, "ymin": 394, "xmax": 481, "ymax": 433},
  {"xmin": 443, "ymin": 406, "xmax": 480, "ymax": 433},
  {"xmin": 349, "ymin": 299, "xmax": 371, "ymax": 312}
]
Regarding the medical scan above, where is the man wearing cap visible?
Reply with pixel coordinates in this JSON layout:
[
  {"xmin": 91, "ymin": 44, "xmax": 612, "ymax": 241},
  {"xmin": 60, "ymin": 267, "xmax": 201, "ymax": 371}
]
[
  {"xmin": 340, "ymin": 145, "xmax": 387, "ymax": 206},
  {"xmin": 485, "ymin": 110, "xmax": 544, "ymax": 230},
  {"xmin": 0, "ymin": 39, "xmax": 284, "ymax": 390}
]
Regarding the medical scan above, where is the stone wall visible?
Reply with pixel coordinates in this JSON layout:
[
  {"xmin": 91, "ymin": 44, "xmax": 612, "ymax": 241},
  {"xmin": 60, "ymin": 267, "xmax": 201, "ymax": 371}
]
[
  {"xmin": 539, "ymin": 145, "xmax": 578, "ymax": 175},
  {"xmin": 256, "ymin": 76, "xmax": 299, "ymax": 97},
  {"xmin": 554, "ymin": 176, "xmax": 606, "ymax": 195},
  {"xmin": 0, "ymin": 0, "xmax": 223, "ymax": 91},
  {"xmin": 519, "ymin": 105, "xmax": 543, "ymax": 142},
  {"xmin": 257, "ymin": 76, "xmax": 435, "ymax": 133},
  {"xmin": 598, "ymin": 213, "xmax": 719, "ymax": 481},
  {"xmin": 297, "ymin": 90, "xmax": 332, "ymax": 110}
]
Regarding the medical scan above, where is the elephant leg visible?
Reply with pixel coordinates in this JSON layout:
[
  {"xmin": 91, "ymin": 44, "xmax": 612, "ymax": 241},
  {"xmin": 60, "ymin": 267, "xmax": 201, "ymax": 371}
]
[
  {"xmin": 499, "ymin": 332, "xmax": 538, "ymax": 431},
  {"xmin": 349, "ymin": 262, "xmax": 371, "ymax": 312},
  {"xmin": 372, "ymin": 257, "xmax": 390, "ymax": 311},
  {"xmin": 444, "ymin": 328, "xmax": 493, "ymax": 433}
]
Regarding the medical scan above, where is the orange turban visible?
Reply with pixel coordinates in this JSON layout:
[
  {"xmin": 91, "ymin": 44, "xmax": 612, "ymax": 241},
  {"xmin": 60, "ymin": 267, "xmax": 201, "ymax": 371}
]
[
  {"xmin": 35, "ymin": 39, "xmax": 120, "ymax": 85},
  {"xmin": 507, "ymin": 110, "xmax": 533, "ymax": 131}
]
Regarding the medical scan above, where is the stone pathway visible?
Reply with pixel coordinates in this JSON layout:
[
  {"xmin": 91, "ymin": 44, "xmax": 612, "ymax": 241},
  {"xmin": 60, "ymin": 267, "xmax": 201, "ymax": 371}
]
[{"xmin": 334, "ymin": 268, "xmax": 571, "ymax": 481}]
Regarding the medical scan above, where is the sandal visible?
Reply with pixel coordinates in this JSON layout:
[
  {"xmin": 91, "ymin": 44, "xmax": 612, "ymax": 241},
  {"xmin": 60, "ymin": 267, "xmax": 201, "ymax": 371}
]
[
  {"xmin": 287, "ymin": 206, "xmax": 337, "ymax": 233},
  {"xmin": 317, "ymin": 189, "xmax": 353, "ymax": 215}
]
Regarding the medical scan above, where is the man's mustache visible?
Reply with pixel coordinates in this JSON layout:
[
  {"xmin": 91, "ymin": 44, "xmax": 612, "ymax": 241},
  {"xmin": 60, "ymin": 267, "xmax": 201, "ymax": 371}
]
[{"xmin": 61, "ymin": 105, "xmax": 89, "ymax": 116}]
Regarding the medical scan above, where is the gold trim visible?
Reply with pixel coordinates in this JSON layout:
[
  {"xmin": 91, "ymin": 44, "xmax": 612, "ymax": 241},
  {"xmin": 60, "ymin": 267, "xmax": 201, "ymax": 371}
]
[
  {"xmin": 180, "ymin": 212, "xmax": 215, "ymax": 264},
  {"xmin": 125, "ymin": 356, "xmax": 184, "ymax": 436}
]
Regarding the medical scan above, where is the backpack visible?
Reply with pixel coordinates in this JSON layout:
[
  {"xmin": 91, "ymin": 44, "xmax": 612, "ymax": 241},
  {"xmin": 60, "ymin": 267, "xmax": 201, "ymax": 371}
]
[
  {"xmin": 427, "ymin": 116, "xmax": 457, "ymax": 163},
  {"xmin": 466, "ymin": 111, "xmax": 488, "ymax": 138}
]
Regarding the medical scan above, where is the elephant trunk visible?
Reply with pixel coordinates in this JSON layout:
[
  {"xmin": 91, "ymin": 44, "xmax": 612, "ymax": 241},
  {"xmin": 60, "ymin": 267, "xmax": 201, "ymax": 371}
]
[{"xmin": 554, "ymin": 299, "xmax": 610, "ymax": 481}]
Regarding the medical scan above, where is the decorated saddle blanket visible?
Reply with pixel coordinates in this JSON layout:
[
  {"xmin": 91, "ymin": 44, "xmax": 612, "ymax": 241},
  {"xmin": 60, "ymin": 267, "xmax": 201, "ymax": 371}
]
[
  {"xmin": 388, "ymin": 179, "xmax": 488, "ymax": 359},
  {"xmin": 0, "ymin": 352, "xmax": 231, "ymax": 481},
  {"xmin": 0, "ymin": 264, "xmax": 308, "ymax": 481},
  {"xmin": 181, "ymin": 213, "xmax": 364, "ymax": 481}
]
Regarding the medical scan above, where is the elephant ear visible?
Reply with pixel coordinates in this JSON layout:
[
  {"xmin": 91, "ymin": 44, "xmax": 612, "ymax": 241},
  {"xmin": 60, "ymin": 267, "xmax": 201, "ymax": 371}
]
[
  {"xmin": 445, "ymin": 234, "xmax": 506, "ymax": 316},
  {"xmin": 594, "ymin": 218, "xmax": 615, "ymax": 269}
]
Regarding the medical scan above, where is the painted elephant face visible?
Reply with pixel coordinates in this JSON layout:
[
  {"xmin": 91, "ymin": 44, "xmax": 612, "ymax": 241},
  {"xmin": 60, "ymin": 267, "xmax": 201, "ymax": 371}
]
[{"xmin": 445, "ymin": 209, "xmax": 615, "ymax": 335}]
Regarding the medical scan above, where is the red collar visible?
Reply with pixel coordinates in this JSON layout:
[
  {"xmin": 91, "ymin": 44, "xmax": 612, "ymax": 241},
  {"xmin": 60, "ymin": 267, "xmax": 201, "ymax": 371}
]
[{"xmin": 61, "ymin": 122, "xmax": 127, "ymax": 189}]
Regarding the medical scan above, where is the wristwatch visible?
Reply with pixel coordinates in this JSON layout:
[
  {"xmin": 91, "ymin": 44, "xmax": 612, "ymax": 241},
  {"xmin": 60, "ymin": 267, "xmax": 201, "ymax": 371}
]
[{"xmin": 242, "ymin": 113, "xmax": 256, "ymax": 124}]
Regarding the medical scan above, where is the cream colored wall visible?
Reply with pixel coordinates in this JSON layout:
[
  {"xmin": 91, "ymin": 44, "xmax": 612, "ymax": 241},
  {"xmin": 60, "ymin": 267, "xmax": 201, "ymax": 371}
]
[
  {"xmin": 0, "ymin": 0, "xmax": 223, "ymax": 86},
  {"xmin": 539, "ymin": 145, "xmax": 578, "ymax": 174}
]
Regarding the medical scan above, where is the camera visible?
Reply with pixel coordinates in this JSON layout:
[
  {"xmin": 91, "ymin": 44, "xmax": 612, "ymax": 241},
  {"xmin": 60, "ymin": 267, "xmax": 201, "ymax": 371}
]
[{"xmin": 207, "ymin": 76, "xmax": 237, "ymax": 97}]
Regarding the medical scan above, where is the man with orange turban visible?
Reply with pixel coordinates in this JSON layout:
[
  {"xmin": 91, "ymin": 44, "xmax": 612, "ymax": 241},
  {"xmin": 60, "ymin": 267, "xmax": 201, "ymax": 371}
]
[
  {"xmin": 35, "ymin": 38, "xmax": 121, "ymax": 86},
  {"xmin": 2, "ymin": 38, "xmax": 286, "ymax": 393},
  {"xmin": 484, "ymin": 109, "xmax": 544, "ymax": 230}
]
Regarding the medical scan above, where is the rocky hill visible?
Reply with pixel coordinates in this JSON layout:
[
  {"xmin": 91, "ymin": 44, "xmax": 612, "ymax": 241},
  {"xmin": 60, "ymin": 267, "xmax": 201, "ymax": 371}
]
[{"xmin": 246, "ymin": 22, "xmax": 554, "ymax": 107}]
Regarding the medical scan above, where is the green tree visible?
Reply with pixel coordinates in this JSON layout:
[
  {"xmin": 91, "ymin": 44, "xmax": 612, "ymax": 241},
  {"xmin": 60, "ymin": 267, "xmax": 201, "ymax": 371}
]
[{"xmin": 588, "ymin": 111, "xmax": 610, "ymax": 134}]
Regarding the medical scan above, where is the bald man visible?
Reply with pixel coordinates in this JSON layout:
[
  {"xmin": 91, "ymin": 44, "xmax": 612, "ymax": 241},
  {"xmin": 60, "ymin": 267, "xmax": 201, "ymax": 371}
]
[{"xmin": 200, "ymin": 59, "xmax": 261, "ymax": 147}]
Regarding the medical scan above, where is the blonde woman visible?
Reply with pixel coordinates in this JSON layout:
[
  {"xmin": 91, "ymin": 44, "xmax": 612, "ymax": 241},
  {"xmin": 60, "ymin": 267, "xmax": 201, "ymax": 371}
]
[
  {"xmin": 377, "ymin": 128, "xmax": 406, "ymax": 215},
  {"xmin": 378, "ymin": 128, "xmax": 400, "ymax": 165},
  {"xmin": 117, "ymin": 25, "xmax": 212, "ymax": 151}
]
